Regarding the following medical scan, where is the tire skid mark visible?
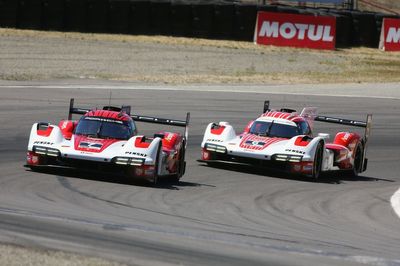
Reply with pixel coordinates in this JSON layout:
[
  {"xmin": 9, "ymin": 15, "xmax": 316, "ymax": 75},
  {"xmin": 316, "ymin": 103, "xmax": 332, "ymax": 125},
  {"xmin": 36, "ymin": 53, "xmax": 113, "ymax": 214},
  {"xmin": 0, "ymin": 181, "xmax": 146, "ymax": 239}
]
[{"xmin": 55, "ymin": 176, "xmax": 306, "ymax": 240}]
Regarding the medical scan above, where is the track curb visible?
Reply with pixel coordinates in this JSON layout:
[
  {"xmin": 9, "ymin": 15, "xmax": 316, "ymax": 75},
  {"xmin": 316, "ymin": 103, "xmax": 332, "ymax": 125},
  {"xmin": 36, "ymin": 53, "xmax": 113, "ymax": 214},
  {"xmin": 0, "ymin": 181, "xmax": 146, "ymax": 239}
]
[{"xmin": 390, "ymin": 188, "xmax": 400, "ymax": 219}]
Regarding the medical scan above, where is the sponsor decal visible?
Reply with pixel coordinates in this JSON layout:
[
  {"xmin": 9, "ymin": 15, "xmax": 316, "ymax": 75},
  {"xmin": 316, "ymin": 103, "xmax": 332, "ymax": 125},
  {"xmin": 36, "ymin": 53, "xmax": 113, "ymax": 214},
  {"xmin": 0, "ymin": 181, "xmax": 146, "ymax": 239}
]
[
  {"xmin": 379, "ymin": 18, "xmax": 400, "ymax": 51},
  {"xmin": 206, "ymin": 138, "xmax": 223, "ymax": 143},
  {"xmin": 61, "ymin": 120, "xmax": 69, "ymax": 129},
  {"xmin": 254, "ymin": 12, "xmax": 336, "ymax": 50},
  {"xmin": 285, "ymin": 149, "xmax": 306, "ymax": 154},
  {"xmin": 125, "ymin": 151, "xmax": 147, "ymax": 157},
  {"xmin": 79, "ymin": 142, "xmax": 103, "ymax": 150},
  {"xmin": 165, "ymin": 133, "xmax": 174, "ymax": 141},
  {"xmin": 245, "ymin": 140, "xmax": 266, "ymax": 146},
  {"xmin": 84, "ymin": 116, "xmax": 123, "ymax": 124},
  {"xmin": 341, "ymin": 132, "xmax": 351, "ymax": 142},
  {"xmin": 33, "ymin": 141, "xmax": 54, "ymax": 145}
]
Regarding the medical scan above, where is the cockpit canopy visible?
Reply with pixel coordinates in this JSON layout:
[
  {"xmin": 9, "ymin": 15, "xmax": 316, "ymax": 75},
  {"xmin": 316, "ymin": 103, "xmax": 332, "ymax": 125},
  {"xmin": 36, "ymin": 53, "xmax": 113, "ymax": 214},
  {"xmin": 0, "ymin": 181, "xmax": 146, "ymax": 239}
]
[
  {"xmin": 249, "ymin": 120, "xmax": 311, "ymax": 139},
  {"xmin": 75, "ymin": 116, "xmax": 137, "ymax": 140}
]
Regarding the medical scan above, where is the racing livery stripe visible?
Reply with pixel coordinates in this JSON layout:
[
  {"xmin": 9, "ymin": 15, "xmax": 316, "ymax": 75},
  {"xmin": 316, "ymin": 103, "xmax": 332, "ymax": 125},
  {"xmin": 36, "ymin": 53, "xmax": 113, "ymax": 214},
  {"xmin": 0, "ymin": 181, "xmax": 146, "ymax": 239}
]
[{"xmin": 239, "ymin": 134, "xmax": 285, "ymax": 150}]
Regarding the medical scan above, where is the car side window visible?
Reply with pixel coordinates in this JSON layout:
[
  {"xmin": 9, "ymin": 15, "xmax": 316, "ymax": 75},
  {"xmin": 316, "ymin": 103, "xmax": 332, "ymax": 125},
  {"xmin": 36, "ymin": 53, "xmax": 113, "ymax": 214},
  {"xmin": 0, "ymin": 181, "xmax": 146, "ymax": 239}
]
[
  {"xmin": 297, "ymin": 121, "xmax": 311, "ymax": 136},
  {"xmin": 130, "ymin": 120, "xmax": 137, "ymax": 136}
]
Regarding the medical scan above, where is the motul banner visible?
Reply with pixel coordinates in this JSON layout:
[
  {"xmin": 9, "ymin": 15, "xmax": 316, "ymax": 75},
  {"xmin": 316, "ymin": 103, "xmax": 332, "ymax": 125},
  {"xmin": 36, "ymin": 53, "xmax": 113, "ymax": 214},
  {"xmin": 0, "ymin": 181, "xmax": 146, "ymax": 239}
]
[
  {"xmin": 379, "ymin": 18, "xmax": 400, "ymax": 51},
  {"xmin": 254, "ymin": 12, "xmax": 336, "ymax": 50}
]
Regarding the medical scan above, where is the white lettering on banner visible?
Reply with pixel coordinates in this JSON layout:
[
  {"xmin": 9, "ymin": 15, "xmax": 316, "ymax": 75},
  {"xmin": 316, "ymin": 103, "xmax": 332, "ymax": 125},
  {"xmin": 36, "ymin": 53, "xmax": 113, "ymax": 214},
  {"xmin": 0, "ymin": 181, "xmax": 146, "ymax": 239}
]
[
  {"xmin": 386, "ymin": 27, "xmax": 400, "ymax": 43},
  {"xmin": 280, "ymin": 23, "xmax": 297, "ymax": 39},
  {"xmin": 323, "ymin": 26, "xmax": 334, "ymax": 41},
  {"xmin": 259, "ymin": 21, "xmax": 279, "ymax": 37},
  {"xmin": 295, "ymin": 23, "xmax": 308, "ymax": 39},
  {"xmin": 259, "ymin": 21, "xmax": 334, "ymax": 42}
]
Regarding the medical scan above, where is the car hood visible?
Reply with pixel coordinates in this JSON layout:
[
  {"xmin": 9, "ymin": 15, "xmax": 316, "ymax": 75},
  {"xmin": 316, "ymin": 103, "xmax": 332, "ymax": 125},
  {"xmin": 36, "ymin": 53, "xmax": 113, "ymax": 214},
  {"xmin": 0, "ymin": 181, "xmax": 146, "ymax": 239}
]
[
  {"xmin": 239, "ymin": 134, "xmax": 287, "ymax": 151},
  {"xmin": 74, "ymin": 135, "xmax": 123, "ymax": 153}
]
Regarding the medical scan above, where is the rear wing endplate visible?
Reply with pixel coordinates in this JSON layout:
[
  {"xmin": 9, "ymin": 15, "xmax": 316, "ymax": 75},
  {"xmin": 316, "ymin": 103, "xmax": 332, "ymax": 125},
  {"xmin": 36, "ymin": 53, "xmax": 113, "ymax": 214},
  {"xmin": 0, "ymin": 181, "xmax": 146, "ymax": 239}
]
[
  {"xmin": 68, "ymin": 98, "xmax": 190, "ymax": 142},
  {"xmin": 68, "ymin": 98, "xmax": 90, "ymax": 119},
  {"xmin": 263, "ymin": 101, "xmax": 270, "ymax": 113}
]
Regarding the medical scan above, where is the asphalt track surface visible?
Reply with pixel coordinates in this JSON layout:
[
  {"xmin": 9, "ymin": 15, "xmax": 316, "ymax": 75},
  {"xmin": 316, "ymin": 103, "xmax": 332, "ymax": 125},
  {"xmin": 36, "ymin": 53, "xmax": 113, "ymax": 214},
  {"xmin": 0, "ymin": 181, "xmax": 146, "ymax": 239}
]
[{"xmin": 0, "ymin": 83, "xmax": 400, "ymax": 266}]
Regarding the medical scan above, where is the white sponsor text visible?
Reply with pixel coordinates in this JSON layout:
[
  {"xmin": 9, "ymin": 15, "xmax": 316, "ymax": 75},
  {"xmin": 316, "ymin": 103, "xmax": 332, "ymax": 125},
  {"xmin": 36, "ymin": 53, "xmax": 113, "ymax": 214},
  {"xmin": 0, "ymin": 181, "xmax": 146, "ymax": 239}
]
[{"xmin": 259, "ymin": 21, "xmax": 334, "ymax": 42}]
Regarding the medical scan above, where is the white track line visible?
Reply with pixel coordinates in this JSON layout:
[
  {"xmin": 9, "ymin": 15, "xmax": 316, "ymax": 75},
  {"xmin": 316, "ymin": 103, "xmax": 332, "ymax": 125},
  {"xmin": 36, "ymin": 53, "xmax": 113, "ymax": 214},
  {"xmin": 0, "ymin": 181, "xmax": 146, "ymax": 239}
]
[
  {"xmin": 391, "ymin": 188, "xmax": 400, "ymax": 219},
  {"xmin": 1, "ymin": 84, "xmax": 400, "ymax": 100}
]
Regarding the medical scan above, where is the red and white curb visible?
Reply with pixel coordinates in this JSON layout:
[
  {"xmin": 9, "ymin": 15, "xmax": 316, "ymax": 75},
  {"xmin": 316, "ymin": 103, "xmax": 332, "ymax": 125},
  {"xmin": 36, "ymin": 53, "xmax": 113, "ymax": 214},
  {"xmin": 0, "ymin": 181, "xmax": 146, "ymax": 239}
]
[{"xmin": 391, "ymin": 188, "xmax": 400, "ymax": 219}]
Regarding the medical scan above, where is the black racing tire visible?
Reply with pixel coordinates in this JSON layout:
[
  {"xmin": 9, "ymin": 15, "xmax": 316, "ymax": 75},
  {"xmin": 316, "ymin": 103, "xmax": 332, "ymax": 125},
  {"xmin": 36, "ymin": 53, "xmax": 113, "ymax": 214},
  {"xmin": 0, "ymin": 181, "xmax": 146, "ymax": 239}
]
[
  {"xmin": 351, "ymin": 144, "xmax": 363, "ymax": 177},
  {"xmin": 171, "ymin": 140, "xmax": 186, "ymax": 183},
  {"xmin": 312, "ymin": 141, "xmax": 324, "ymax": 180},
  {"xmin": 152, "ymin": 142, "xmax": 162, "ymax": 186}
]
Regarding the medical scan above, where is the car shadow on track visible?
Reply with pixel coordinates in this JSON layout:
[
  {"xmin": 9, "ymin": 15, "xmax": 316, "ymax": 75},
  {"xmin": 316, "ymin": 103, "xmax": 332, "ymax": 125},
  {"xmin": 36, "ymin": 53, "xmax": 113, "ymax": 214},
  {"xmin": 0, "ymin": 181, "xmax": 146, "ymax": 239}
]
[
  {"xmin": 199, "ymin": 162, "xmax": 394, "ymax": 184},
  {"xmin": 25, "ymin": 167, "xmax": 212, "ymax": 190}
]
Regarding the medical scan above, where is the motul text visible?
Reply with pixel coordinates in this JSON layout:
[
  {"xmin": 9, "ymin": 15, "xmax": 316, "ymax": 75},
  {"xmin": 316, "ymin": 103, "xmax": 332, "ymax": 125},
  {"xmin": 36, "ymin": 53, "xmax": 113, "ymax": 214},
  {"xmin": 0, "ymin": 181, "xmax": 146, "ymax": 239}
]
[
  {"xmin": 386, "ymin": 27, "xmax": 400, "ymax": 43},
  {"xmin": 259, "ymin": 22, "xmax": 334, "ymax": 42},
  {"xmin": 379, "ymin": 18, "xmax": 400, "ymax": 51},
  {"xmin": 254, "ymin": 12, "xmax": 336, "ymax": 50}
]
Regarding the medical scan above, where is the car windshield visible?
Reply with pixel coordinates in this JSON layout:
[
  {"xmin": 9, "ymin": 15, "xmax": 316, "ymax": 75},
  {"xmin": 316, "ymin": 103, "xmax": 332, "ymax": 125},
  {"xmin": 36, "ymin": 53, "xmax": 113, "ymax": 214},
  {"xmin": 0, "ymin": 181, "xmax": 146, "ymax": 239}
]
[
  {"xmin": 249, "ymin": 121, "xmax": 299, "ymax": 139},
  {"xmin": 75, "ymin": 117, "xmax": 134, "ymax": 140}
]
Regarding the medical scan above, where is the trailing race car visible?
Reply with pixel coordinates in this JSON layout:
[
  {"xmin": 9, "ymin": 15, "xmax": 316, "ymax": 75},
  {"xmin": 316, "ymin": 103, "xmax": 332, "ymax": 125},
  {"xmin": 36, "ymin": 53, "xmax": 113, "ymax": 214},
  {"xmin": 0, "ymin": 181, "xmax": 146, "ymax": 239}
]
[
  {"xmin": 26, "ymin": 98, "xmax": 190, "ymax": 184},
  {"xmin": 199, "ymin": 101, "xmax": 372, "ymax": 179}
]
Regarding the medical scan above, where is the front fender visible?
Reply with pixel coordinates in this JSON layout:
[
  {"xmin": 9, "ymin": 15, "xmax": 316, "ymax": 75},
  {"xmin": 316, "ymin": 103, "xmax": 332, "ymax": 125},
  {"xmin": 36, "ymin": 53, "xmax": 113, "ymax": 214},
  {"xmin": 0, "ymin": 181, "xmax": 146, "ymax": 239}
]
[
  {"xmin": 28, "ymin": 123, "xmax": 64, "ymax": 150},
  {"xmin": 201, "ymin": 122, "xmax": 236, "ymax": 147},
  {"xmin": 123, "ymin": 136, "xmax": 162, "ymax": 164},
  {"xmin": 284, "ymin": 135, "xmax": 325, "ymax": 161}
]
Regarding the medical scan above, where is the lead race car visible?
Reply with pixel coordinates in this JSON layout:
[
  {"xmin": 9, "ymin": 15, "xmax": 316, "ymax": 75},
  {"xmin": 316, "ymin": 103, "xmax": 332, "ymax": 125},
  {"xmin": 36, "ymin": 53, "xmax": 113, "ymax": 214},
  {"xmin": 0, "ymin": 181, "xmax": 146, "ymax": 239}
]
[
  {"xmin": 199, "ymin": 101, "xmax": 372, "ymax": 179},
  {"xmin": 26, "ymin": 98, "xmax": 190, "ymax": 184}
]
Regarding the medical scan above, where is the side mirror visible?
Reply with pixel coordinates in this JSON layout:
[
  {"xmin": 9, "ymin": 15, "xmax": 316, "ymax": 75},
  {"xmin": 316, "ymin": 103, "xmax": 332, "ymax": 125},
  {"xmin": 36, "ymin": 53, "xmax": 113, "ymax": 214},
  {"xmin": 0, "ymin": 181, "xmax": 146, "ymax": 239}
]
[{"xmin": 318, "ymin": 133, "xmax": 330, "ymax": 140}]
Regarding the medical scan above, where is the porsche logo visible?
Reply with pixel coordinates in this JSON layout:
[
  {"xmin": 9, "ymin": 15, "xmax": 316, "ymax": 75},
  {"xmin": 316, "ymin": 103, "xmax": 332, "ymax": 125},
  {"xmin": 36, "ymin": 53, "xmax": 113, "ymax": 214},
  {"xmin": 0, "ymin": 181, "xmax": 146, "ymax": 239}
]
[
  {"xmin": 79, "ymin": 142, "xmax": 103, "ymax": 150},
  {"xmin": 245, "ymin": 140, "xmax": 265, "ymax": 146}
]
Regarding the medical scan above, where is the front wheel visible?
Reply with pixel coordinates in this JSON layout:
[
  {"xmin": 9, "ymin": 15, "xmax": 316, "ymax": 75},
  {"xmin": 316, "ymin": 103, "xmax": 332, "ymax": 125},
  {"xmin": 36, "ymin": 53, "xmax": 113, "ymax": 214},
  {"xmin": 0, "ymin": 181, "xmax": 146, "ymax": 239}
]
[
  {"xmin": 312, "ymin": 141, "xmax": 324, "ymax": 180},
  {"xmin": 152, "ymin": 142, "xmax": 162, "ymax": 185}
]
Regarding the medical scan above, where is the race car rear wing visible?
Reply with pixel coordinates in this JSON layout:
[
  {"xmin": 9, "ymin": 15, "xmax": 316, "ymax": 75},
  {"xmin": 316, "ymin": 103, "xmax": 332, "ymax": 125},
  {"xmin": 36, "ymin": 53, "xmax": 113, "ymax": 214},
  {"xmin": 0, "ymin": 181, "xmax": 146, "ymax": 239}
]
[
  {"xmin": 130, "ymin": 113, "xmax": 190, "ymax": 143},
  {"xmin": 68, "ymin": 98, "xmax": 190, "ymax": 141},
  {"xmin": 314, "ymin": 115, "xmax": 369, "ymax": 128}
]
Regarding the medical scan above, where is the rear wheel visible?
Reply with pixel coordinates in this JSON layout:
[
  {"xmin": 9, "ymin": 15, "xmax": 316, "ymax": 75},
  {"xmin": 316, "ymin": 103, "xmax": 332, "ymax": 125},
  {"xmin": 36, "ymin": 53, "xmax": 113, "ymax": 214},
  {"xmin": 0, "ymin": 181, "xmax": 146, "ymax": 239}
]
[
  {"xmin": 312, "ymin": 141, "xmax": 324, "ymax": 180},
  {"xmin": 171, "ymin": 140, "xmax": 186, "ymax": 183},
  {"xmin": 351, "ymin": 144, "xmax": 363, "ymax": 177}
]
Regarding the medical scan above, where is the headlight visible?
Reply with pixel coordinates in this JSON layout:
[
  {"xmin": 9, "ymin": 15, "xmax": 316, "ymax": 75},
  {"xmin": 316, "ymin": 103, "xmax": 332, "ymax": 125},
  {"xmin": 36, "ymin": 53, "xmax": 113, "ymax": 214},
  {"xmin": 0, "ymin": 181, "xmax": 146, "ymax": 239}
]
[
  {"xmin": 205, "ymin": 143, "xmax": 227, "ymax": 154},
  {"xmin": 113, "ymin": 157, "xmax": 145, "ymax": 166},
  {"xmin": 33, "ymin": 146, "xmax": 60, "ymax": 157},
  {"xmin": 273, "ymin": 154, "xmax": 303, "ymax": 163}
]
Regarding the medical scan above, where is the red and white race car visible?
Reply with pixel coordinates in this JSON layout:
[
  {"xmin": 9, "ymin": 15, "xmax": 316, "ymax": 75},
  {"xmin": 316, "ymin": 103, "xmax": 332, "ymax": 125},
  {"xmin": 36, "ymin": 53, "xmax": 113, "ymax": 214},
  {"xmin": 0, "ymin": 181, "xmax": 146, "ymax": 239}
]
[
  {"xmin": 199, "ymin": 101, "xmax": 372, "ymax": 179},
  {"xmin": 26, "ymin": 99, "xmax": 190, "ymax": 184}
]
